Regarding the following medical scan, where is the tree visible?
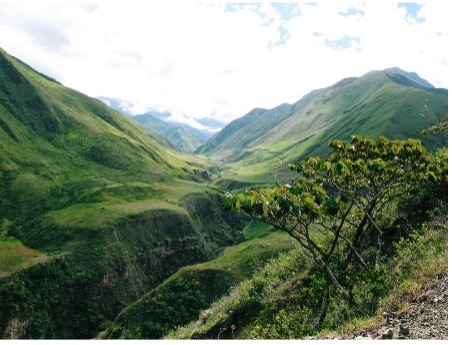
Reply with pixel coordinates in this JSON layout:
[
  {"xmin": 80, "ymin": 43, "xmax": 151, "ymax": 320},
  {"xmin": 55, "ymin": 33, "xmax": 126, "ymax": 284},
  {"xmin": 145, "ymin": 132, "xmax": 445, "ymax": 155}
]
[
  {"xmin": 225, "ymin": 135, "xmax": 447, "ymax": 329},
  {"xmin": 422, "ymin": 114, "xmax": 448, "ymax": 137}
]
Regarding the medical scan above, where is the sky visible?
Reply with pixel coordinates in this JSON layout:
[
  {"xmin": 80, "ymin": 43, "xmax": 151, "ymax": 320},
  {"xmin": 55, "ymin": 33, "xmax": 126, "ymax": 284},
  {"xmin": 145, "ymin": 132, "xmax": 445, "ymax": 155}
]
[{"xmin": 0, "ymin": 1, "xmax": 448, "ymax": 129}]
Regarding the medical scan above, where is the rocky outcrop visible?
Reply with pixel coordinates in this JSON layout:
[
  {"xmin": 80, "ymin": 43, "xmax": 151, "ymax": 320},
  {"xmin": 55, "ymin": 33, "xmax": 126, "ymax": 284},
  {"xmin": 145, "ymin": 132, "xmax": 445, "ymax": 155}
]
[{"xmin": 312, "ymin": 275, "xmax": 448, "ymax": 340}]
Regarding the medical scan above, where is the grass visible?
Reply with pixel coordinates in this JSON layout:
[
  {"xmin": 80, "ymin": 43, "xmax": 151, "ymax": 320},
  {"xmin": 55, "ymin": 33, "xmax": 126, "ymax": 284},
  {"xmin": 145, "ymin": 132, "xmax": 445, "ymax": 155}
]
[
  {"xmin": 44, "ymin": 200, "xmax": 187, "ymax": 229},
  {"xmin": 243, "ymin": 220, "xmax": 274, "ymax": 240},
  {"xmin": 155, "ymin": 179, "xmax": 211, "ymax": 204},
  {"xmin": 165, "ymin": 245, "xmax": 310, "ymax": 340},
  {"xmin": 0, "ymin": 237, "xmax": 48, "ymax": 277},
  {"xmin": 192, "ymin": 230, "xmax": 296, "ymax": 278},
  {"xmin": 0, "ymin": 220, "xmax": 48, "ymax": 277},
  {"xmin": 31, "ymin": 178, "xmax": 211, "ymax": 254},
  {"xmin": 99, "ymin": 227, "xmax": 297, "ymax": 339},
  {"xmin": 166, "ymin": 208, "xmax": 448, "ymax": 340},
  {"xmin": 202, "ymin": 70, "xmax": 447, "ymax": 187}
]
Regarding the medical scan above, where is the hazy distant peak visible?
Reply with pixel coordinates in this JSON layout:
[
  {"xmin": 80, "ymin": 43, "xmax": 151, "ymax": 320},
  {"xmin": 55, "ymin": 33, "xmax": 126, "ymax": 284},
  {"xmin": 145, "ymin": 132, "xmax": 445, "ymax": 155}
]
[{"xmin": 384, "ymin": 67, "xmax": 434, "ymax": 88}]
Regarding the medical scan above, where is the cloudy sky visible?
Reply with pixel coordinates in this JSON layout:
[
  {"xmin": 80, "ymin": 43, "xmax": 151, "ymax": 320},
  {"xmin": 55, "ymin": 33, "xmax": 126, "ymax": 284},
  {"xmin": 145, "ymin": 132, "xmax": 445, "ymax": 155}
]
[{"xmin": 0, "ymin": 1, "xmax": 448, "ymax": 127}]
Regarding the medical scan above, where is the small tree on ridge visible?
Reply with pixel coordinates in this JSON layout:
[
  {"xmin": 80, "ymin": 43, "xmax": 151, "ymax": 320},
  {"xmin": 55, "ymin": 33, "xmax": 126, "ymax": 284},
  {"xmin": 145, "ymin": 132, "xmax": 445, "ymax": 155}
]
[{"xmin": 225, "ymin": 135, "xmax": 447, "ymax": 329}]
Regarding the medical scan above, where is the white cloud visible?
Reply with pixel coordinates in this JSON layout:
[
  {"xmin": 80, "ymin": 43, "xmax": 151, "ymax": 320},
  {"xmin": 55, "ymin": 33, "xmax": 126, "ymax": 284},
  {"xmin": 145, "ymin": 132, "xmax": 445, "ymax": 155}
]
[{"xmin": 0, "ymin": 1, "xmax": 447, "ymax": 124}]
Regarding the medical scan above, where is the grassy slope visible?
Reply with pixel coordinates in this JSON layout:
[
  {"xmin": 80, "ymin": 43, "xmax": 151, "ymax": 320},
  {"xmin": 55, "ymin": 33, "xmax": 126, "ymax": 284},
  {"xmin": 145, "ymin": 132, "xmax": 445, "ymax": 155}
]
[
  {"xmin": 199, "ymin": 71, "xmax": 447, "ymax": 188},
  {"xmin": 166, "ymin": 214, "xmax": 447, "ymax": 340},
  {"xmin": 98, "ymin": 220, "xmax": 296, "ymax": 339},
  {"xmin": 134, "ymin": 114, "xmax": 205, "ymax": 153},
  {"xmin": 0, "ymin": 47, "xmax": 248, "ymax": 339},
  {"xmin": 0, "ymin": 45, "xmax": 212, "ymax": 263},
  {"xmin": 196, "ymin": 104, "xmax": 292, "ymax": 159},
  {"xmin": 0, "ymin": 219, "xmax": 48, "ymax": 278}
]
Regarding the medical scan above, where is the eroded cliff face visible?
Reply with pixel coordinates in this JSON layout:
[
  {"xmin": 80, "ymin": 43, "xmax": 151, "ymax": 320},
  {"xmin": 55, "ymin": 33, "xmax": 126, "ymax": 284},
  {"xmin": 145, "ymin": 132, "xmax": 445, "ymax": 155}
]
[{"xmin": 0, "ymin": 193, "xmax": 246, "ymax": 339}]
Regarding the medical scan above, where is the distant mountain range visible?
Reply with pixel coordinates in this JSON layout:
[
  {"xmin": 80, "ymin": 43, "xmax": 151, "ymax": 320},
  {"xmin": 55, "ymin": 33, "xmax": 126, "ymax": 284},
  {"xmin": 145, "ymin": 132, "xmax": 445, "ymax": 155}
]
[
  {"xmin": 98, "ymin": 97, "xmax": 225, "ymax": 152},
  {"xmin": 197, "ymin": 67, "xmax": 447, "ymax": 187},
  {"xmin": 133, "ymin": 113, "xmax": 204, "ymax": 153}
]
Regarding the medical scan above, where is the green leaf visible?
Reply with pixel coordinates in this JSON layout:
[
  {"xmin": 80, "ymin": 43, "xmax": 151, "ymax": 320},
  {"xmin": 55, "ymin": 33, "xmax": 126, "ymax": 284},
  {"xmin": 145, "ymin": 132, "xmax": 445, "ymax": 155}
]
[{"xmin": 262, "ymin": 200, "xmax": 269, "ymax": 217}]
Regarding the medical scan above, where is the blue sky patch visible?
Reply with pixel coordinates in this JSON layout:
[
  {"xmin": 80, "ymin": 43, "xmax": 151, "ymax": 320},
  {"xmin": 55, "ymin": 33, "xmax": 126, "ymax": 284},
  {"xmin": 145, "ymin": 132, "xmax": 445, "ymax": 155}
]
[
  {"xmin": 325, "ymin": 35, "xmax": 361, "ymax": 51},
  {"xmin": 224, "ymin": 3, "xmax": 242, "ymax": 13},
  {"xmin": 398, "ymin": 3, "xmax": 425, "ymax": 23},
  {"xmin": 271, "ymin": 3, "xmax": 301, "ymax": 20},
  {"xmin": 270, "ymin": 24, "xmax": 291, "ymax": 47},
  {"xmin": 338, "ymin": 7, "xmax": 365, "ymax": 17},
  {"xmin": 224, "ymin": 3, "xmax": 299, "ymax": 47}
]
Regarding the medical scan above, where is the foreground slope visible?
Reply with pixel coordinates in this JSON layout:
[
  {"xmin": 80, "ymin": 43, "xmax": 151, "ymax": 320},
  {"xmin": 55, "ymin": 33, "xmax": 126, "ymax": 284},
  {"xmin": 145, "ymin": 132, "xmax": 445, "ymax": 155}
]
[
  {"xmin": 0, "ymin": 47, "xmax": 246, "ymax": 338},
  {"xmin": 198, "ymin": 69, "xmax": 447, "ymax": 187},
  {"xmin": 166, "ymin": 215, "xmax": 447, "ymax": 340},
  {"xmin": 99, "ymin": 221, "xmax": 296, "ymax": 339}
]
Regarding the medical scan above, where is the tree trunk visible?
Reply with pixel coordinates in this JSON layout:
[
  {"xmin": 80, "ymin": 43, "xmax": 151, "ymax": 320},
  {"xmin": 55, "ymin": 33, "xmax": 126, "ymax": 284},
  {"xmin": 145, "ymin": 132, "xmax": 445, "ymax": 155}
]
[{"xmin": 316, "ymin": 288, "xmax": 330, "ymax": 330}]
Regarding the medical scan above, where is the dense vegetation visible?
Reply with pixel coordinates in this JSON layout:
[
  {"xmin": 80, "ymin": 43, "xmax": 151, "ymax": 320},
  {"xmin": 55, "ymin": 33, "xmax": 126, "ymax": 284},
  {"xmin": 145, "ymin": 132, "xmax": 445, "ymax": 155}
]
[
  {"xmin": 99, "ymin": 222, "xmax": 296, "ymax": 339},
  {"xmin": 0, "ymin": 47, "xmax": 246, "ymax": 338},
  {"xmin": 167, "ymin": 215, "xmax": 447, "ymax": 339},
  {"xmin": 224, "ymin": 135, "xmax": 447, "ymax": 330},
  {"xmin": 168, "ymin": 133, "xmax": 447, "ymax": 339},
  {"xmin": 0, "ymin": 44, "xmax": 447, "ymax": 339}
]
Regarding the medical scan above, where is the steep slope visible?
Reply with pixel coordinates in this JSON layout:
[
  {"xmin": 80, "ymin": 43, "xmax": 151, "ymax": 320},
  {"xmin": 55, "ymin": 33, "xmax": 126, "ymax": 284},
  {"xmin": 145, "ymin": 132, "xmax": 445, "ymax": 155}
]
[
  {"xmin": 98, "ymin": 221, "xmax": 296, "ymax": 339},
  {"xmin": 384, "ymin": 67, "xmax": 434, "ymax": 88},
  {"xmin": 198, "ymin": 69, "xmax": 447, "ymax": 187},
  {"xmin": 166, "ymin": 218, "xmax": 448, "ymax": 340},
  {"xmin": 134, "ymin": 113, "xmax": 204, "ymax": 153},
  {"xmin": 196, "ymin": 103, "xmax": 292, "ymax": 159},
  {"xmin": 0, "ymin": 46, "xmax": 214, "ymax": 220},
  {"xmin": 0, "ymin": 47, "xmax": 245, "ymax": 339}
]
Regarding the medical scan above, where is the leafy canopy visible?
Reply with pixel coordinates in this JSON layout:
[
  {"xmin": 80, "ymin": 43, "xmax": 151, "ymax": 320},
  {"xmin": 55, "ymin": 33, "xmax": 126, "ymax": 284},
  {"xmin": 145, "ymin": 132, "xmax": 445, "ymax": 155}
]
[{"xmin": 225, "ymin": 135, "xmax": 447, "ymax": 329}]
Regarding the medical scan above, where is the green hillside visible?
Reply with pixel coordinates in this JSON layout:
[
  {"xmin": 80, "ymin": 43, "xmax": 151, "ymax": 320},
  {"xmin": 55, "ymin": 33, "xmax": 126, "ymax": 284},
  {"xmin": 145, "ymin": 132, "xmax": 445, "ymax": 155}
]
[
  {"xmin": 166, "ymin": 134, "xmax": 448, "ymax": 340},
  {"xmin": 196, "ymin": 104, "xmax": 292, "ymax": 157},
  {"xmin": 134, "ymin": 114, "xmax": 205, "ymax": 153},
  {"xmin": 99, "ymin": 221, "xmax": 296, "ymax": 339},
  {"xmin": 198, "ymin": 69, "xmax": 447, "ymax": 187},
  {"xmin": 167, "ymin": 215, "xmax": 447, "ymax": 340},
  {"xmin": 0, "ymin": 43, "xmax": 448, "ymax": 341},
  {"xmin": 0, "ymin": 47, "xmax": 247, "ymax": 338},
  {"xmin": 0, "ymin": 46, "xmax": 211, "ymax": 233}
]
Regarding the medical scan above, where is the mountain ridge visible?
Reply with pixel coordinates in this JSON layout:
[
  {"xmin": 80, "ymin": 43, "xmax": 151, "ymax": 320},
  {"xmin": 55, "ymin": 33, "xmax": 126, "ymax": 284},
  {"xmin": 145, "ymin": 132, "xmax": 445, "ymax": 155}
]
[
  {"xmin": 134, "ymin": 113, "xmax": 205, "ymax": 153},
  {"xmin": 384, "ymin": 66, "xmax": 435, "ymax": 89},
  {"xmin": 196, "ymin": 68, "xmax": 447, "ymax": 187},
  {"xmin": 98, "ymin": 97, "xmax": 220, "ymax": 148},
  {"xmin": 0, "ymin": 45, "xmax": 448, "ymax": 340},
  {"xmin": 0, "ymin": 45, "xmax": 249, "ymax": 339}
]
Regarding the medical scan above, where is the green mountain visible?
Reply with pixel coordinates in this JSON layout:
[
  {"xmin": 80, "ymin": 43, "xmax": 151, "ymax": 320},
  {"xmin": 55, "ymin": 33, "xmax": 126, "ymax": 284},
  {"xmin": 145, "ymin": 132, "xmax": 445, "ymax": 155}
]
[
  {"xmin": 198, "ymin": 69, "xmax": 447, "ymax": 187},
  {"xmin": 134, "ymin": 113, "xmax": 205, "ymax": 153},
  {"xmin": 196, "ymin": 103, "xmax": 292, "ymax": 157},
  {"xmin": 0, "ymin": 42, "xmax": 448, "ymax": 341},
  {"xmin": 97, "ymin": 99, "xmax": 220, "ymax": 145},
  {"xmin": 0, "ymin": 46, "xmax": 247, "ymax": 339},
  {"xmin": 384, "ymin": 66, "xmax": 435, "ymax": 88}
]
